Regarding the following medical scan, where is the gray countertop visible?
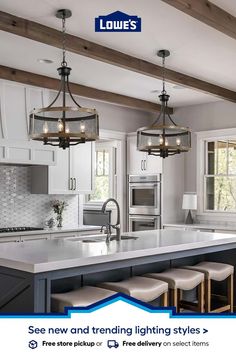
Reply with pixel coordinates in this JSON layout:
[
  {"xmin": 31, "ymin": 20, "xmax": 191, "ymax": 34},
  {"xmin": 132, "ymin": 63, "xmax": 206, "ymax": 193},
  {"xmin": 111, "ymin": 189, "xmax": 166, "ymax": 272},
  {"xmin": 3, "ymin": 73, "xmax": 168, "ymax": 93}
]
[
  {"xmin": 0, "ymin": 225, "xmax": 101, "ymax": 237},
  {"xmin": 0, "ymin": 229, "xmax": 236, "ymax": 273},
  {"xmin": 163, "ymin": 223, "xmax": 236, "ymax": 231}
]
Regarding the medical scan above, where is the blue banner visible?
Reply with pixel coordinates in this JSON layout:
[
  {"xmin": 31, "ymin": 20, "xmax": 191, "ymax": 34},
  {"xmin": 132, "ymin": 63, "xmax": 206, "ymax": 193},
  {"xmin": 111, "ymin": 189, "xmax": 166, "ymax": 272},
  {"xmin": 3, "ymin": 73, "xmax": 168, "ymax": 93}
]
[{"xmin": 95, "ymin": 11, "xmax": 141, "ymax": 32}]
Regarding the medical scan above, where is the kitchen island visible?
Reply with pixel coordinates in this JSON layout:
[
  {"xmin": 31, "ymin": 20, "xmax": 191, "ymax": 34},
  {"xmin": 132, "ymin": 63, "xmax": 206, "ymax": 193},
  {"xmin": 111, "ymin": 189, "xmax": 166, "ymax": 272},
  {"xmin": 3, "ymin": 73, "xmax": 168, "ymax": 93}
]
[{"xmin": 0, "ymin": 229, "xmax": 236, "ymax": 313}]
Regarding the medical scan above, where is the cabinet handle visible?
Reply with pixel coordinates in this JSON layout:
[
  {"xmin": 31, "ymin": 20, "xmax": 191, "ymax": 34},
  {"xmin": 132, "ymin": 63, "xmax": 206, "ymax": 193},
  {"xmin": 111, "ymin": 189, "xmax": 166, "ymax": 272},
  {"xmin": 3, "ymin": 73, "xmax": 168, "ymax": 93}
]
[
  {"xmin": 74, "ymin": 178, "xmax": 77, "ymax": 190},
  {"xmin": 141, "ymin": 160, "xmax": 143, "ymax": 171},
  {"xmin": 144, "ymin": 160, "xmax": 147, "ymax": 170},
  {"xmin": 69, "ymin": 177, "xmax": 73, "ymax": 190}
]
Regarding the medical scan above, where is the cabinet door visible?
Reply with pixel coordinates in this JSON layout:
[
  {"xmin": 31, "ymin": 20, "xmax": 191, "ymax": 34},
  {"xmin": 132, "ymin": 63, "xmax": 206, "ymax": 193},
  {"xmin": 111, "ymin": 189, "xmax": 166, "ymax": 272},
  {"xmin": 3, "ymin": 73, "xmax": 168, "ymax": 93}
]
[
  {"xmin": 48, "ymin": 148, "xmax": 71, "ymax": 194},
  {"xmin": 127, "ymin": 136, "xmax": 146, "ymax": 175},
  {"xmin": 0, "ymin": 81, "xmax": 27, "ymax": 140},
  {"xmin": 146, "ymin": 154, "xmax": 163, "ymax": 174},
  {"xmin": 70, "ymin": 142, "xmax": 94, "ymax": 194}
]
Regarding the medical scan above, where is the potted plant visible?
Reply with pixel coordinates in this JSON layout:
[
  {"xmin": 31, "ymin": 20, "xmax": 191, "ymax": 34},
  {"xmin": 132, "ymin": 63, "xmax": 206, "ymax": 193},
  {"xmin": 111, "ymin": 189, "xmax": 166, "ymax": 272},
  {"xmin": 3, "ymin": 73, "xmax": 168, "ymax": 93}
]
[{"xmin": 51, "ymin": 200, "xmax": 68, "ymax": 228}]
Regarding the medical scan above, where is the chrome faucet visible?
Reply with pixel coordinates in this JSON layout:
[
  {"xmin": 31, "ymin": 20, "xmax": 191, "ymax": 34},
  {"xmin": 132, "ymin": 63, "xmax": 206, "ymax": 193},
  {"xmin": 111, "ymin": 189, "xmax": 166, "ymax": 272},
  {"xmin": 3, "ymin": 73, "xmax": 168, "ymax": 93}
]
[
  {"xmin": 101, "ymin": 198, "xmax": 121, "ymax": 241},
  {"xmin": 100, "ymin": 223, "xmax": 112, "ymax": 243}
]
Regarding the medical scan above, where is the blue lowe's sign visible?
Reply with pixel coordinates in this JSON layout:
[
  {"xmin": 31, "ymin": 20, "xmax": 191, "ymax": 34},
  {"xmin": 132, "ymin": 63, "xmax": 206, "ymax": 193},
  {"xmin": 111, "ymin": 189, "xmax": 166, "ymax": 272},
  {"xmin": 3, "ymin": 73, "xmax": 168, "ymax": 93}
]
[{"xmin": 95, "ymin": 11, "xmax": 141, "ymax": 32}]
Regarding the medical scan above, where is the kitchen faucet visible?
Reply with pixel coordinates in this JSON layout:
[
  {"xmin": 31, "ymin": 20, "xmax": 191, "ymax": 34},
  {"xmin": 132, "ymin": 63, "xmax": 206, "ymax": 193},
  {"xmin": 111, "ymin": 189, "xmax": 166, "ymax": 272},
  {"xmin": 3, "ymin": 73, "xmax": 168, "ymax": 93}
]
[{"xmin": 101, "ymin": 198, "xmax": 121, "ymax": 241}]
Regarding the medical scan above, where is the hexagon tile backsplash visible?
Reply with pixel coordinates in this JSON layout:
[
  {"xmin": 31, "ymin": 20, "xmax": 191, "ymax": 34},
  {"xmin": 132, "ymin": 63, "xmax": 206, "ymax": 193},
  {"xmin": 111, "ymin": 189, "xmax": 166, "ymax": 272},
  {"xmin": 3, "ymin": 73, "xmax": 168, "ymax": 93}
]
[{"xmin": 0, "ymin": 166, "xmax": 78, "ymax": 228}]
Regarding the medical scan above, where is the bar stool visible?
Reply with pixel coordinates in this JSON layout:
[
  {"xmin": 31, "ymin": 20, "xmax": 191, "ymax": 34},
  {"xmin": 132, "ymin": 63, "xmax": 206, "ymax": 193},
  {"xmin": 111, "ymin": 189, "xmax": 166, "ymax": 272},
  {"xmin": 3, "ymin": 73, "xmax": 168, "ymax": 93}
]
[
  {"xmin": 51, "ymin": 286, "xmax": 116, "ymax": 312},
  {"xmin": 183, "ymin": 261, "xmax": 234, "ymax": 313},
  {"xmin": 144, "ymin": 268, "xmax": 205, "ymax": 313},
  {"xmin": 98, "ymin": 276, "xmax": 169, "ymax": 305}
]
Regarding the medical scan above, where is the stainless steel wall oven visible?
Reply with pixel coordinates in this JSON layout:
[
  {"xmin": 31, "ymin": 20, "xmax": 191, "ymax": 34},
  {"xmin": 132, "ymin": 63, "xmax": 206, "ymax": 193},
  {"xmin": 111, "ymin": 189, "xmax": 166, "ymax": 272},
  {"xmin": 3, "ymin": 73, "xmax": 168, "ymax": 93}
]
[{"xmin": 128, "ymin": 175, "xmax": 161, "ymax": 232}]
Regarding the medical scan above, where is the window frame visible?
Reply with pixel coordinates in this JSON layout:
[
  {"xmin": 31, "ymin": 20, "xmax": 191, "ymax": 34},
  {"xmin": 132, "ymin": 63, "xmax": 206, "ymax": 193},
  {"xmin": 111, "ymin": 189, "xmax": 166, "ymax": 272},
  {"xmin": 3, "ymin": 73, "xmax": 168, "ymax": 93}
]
[
  {"xmin": 88, "ymin": 142, "xmax": 116, "ymax": 204},
  {"xmin": 197, "ymin": 128, "xmax": 236, "ymax": 217}
]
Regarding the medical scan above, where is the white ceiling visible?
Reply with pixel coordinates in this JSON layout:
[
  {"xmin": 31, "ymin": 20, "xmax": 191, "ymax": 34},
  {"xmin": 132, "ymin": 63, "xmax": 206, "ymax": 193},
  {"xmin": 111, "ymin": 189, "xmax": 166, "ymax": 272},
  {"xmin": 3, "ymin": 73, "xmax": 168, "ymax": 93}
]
[{"xmin": 0, "ymin": 0, "xmax": 235, "ymax": 108}]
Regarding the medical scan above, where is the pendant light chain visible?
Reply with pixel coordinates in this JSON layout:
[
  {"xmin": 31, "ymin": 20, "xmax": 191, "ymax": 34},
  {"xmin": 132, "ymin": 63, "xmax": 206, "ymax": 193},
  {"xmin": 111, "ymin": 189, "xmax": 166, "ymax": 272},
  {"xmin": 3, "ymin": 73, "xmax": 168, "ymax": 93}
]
[
  {"xmin": 61, "ymin": 14, "xmax": 67, "ymax": 67},
  {"xmin": 162, "ymin": 54, "xmax": 166, "ymax": 95}
]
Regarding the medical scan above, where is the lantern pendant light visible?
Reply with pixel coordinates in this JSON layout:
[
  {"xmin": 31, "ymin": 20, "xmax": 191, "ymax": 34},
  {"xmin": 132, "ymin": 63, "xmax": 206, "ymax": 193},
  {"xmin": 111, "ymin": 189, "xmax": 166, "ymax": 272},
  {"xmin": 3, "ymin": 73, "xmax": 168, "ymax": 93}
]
[
  {"xmin": 29, "ymin": 9, "xmax": 99, "ymax": 149},
  {"xmin": 137, "ymin": 50, "xmax": 191, "ymax": 158}
]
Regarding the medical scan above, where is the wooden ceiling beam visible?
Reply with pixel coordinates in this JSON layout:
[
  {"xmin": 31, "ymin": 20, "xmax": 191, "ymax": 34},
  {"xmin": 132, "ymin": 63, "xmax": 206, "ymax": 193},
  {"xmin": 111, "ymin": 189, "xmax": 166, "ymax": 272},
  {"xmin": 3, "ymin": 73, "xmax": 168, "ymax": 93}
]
[
  {"xmin": 0, "ymin": 65, "xmax": 165, "ymax": 113},
  {"xmin": 0, "ymin": 10, "xmax": 236, "ymax": 102},
  {"xmin": 161, "ymin": 0, "xmax": 236, "ymax": 41}
]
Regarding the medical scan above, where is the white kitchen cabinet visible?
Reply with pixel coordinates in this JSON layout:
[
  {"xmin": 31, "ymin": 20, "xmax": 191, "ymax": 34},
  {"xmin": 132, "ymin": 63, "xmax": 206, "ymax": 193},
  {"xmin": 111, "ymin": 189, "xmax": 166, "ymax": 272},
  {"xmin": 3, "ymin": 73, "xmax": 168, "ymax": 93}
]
[
  {"xmin": 20, "ymin": 234, "xmax": 50, "ymax": 242},
  {"xmin": 0, "ymin": 80, "xmax": 56, "ymax": 165},
  {"xmin": 50, "ymin": 232, "xmax": 78, "ymax": 239},
  {"xmin": 31, "ymin": 142, "xmax": 94, "ymax": 194},
  {"xmin": 163, "ymin": 224, "xmax": 215, "ymax": 232},
  {"xmin": 0, "ymin": 234, "xmax": 50, "ymax": 243},
  {"xmin": 70, "ymin": 142, "xmax": 94, "ymax": 194},
  {"xmin": 0, "ymin": 236, "xmax": 20, "ymax": 243},
  {"xmin": 50, "ymin": 229, "xmax": 99, "ymax": 240},
  {"xmin": 127, "ymin": 135, "xmax": 162, "ymax": 175}
]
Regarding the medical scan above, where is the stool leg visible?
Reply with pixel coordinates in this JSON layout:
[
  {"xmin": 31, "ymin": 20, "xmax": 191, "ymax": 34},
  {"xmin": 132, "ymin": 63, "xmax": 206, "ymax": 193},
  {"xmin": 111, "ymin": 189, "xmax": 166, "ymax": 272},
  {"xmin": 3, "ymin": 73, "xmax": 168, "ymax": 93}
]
[
  {"xmin": 198, "ymin": 281, "xmax": 204, "ymax": 313},
  {"xmin": 179, "ymin": 289, "xmax": 183, "ymax": 302},
  {"xmin": 172, "ymin": 288, "xmax": 178, "ymax": 312},
  {"xmin": 205, "ymin": 278, "xmax": 211, "ymax": 313},
  {"xmin": 227, "ymin": 274, "xmax": 234, "ymax": 313},
  {"xmin": 161, "ymin": 292, "xmax": 168, "ymax": 307}
]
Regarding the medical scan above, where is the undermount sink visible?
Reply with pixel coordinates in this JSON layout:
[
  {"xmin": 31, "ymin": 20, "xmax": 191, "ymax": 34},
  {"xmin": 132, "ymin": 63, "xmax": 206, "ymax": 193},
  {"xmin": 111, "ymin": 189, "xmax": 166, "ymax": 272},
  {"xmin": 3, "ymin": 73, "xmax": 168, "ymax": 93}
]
[
  {"xmin": 120, "ymin": 235, "xmax": 139, "ymax": 240},
  {"xmin": 66, "ymin": 235, "xmax": 139, "ymax": 243},
  {"xmin": 81, "ymin": 235, "xmax": 139, "ymax": 242},
  {"xmin": 81, "ymin": 238, "xmax": 105, "ymax": 243}
]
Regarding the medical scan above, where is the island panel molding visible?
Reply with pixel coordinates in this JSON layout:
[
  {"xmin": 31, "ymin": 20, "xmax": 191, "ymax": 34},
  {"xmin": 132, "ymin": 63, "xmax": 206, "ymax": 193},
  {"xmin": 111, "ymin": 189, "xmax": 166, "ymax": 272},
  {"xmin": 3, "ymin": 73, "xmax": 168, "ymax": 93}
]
[
  {"xmin": 0, "ymin": 65, "xmax": 163, "ymax": 113},
  {"xmin": 0, "ymin": 11, "xmax": 236, "ymax": 102},
  {"xmin": 161, "ymin": 0, "xmax": 236, "ymax": 41}
]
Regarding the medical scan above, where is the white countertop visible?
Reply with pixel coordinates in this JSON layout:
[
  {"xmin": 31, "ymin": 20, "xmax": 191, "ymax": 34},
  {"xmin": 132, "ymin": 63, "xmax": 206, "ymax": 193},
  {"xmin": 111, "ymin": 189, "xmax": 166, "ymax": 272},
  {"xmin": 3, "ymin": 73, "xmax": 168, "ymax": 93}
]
[
  {"xmin": 163, "ymin": 223, "xmax": 236, "ymax": 231},
  {"xmin": 0, "ymin": 229, "xmax": 236, "ymax": 273},
  {"xmin": 0, "ymin": 225, "xmax": 101, "ymax": 237}
]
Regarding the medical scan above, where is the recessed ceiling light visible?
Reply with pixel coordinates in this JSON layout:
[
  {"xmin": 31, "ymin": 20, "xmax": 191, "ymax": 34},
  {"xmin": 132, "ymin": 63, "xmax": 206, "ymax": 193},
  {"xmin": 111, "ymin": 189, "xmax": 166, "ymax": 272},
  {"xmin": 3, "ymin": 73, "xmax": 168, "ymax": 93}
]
[
  {"xmin": 172, "ymin": 84, "xmax": 185, "ymax": 90},
  {"xmin": 37, "ymin": 58, "xmax": 54, "ymax": 64}
]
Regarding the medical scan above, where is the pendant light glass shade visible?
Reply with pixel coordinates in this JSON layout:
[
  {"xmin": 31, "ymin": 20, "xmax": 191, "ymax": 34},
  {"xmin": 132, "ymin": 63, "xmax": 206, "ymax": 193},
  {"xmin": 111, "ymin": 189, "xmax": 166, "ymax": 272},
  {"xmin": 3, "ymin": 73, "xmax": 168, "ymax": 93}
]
[
  {"xmin": 29, "ymin": 9, "xmax": 99, "ymax": 149},
  {"xmin": 137, "ymin": 50, "xmax": 191, "ymax": 158}
]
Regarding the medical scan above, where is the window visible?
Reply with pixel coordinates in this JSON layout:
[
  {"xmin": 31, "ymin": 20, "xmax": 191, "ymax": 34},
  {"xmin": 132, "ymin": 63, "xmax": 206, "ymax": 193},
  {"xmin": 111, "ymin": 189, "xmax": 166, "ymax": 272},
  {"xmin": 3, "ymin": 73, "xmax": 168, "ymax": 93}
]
[
  {"xmin": 204, "ymin": 140, "xmax": 236, "ymax": 212},
  {"xmin": 88, "ymin": 142, "xmax": 116, "ymax": 203}
]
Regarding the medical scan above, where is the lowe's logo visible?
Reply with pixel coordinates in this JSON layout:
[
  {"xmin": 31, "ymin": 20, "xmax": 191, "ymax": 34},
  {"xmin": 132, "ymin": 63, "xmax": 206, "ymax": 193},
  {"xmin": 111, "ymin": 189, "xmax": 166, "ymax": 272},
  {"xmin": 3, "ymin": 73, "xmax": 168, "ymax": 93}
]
[{"xmin": 95, "ymin": 11, "xmax": 141, "ymax": 32}]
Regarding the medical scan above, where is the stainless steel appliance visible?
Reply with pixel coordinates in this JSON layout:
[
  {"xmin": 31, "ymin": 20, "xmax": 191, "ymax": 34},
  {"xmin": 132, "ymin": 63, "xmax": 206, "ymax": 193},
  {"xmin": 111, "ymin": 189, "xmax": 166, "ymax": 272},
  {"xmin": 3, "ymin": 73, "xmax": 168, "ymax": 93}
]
[{"xmin": 128, "ymin": 175, "xmax": 161, "ymax": 232}]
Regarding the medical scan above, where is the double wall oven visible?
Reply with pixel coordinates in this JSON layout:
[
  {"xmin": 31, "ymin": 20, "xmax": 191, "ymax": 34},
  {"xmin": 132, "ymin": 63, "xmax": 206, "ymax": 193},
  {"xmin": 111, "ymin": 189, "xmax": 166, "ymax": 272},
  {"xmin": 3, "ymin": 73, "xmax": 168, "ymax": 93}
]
[{"xmin": 128, "ymin": 175, "xmax": 161, "ymax": 232}]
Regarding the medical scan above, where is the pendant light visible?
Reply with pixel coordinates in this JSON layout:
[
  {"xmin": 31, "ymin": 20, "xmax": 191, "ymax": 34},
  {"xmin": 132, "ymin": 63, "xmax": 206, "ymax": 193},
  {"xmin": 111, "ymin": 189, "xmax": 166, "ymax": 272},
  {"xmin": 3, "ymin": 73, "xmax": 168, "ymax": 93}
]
[
  {"xmin": 137, "ymin": 50, "xmax": 191, "ymax": 158},
  {"xmin": 29, "ymin": 9, "xmax": 99, "ymax": 149}
]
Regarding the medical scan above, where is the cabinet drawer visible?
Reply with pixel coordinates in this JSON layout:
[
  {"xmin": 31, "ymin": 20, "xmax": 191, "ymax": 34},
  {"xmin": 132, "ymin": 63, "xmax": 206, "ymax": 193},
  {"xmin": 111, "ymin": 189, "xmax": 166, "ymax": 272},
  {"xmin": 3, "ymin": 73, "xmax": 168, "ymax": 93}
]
[
  {"xmin": 0, "ymin": 236, "xmax": 20, "ymax": 243},
  {"xmin": 50, "ymin": 232, "xmax": 78, "ymax": 239},
  {"xmin": 214, "ymin": 229, "xmax": 236, "ymax": 234},
  {"xmin": 163, "ymin": 226, "xmax": 186, "ymax": 230},
  {"xmin": 20, "ymin": 234, "xmax": 50, "ymax": 242}
]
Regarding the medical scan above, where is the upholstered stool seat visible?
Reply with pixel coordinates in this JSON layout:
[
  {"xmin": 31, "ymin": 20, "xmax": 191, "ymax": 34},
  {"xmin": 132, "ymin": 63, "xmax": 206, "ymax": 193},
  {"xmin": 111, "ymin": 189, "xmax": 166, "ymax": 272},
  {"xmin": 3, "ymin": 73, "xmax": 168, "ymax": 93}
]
[
  {"xmin": 98, "ymin": 276, "xmax": 168, "ymax": 305},
  {"xmin": 51, "ymin": 286, "xmax": 116, "ymax": 312},
  {"xmin": 144, "ymin": 268, "xmax": 205, "ymax": 312},
  {"xmin": 183, "ymin": 262, "xmax": 234, "ymax": 313}
]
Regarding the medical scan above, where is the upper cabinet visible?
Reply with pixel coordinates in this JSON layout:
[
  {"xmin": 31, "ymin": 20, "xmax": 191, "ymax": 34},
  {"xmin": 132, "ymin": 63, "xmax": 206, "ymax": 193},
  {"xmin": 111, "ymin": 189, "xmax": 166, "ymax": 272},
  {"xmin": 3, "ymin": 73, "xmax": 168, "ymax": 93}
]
[
  {"xmin": 127, "ymin": 134, "xmax": 162, "ymax": 175},
  {"xmin": 31, "ymin": 142, "xmax": 94, "ymax": 195},
  {"xmin": 0, "ymin": 80, "xmax": 56, "ymax": 165}
]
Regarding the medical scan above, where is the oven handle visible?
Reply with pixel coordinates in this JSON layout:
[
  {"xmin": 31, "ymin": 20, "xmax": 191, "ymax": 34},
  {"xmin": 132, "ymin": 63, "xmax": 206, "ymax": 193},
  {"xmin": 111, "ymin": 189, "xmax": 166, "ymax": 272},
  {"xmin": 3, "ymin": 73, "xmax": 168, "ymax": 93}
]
[
  {"xmin": 129, "ymin": 183, "xmax": 160, "ymax": 188},
  {"xmin": 129, "ymin": 216, "xmax": 158, "ymax": 221}
]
